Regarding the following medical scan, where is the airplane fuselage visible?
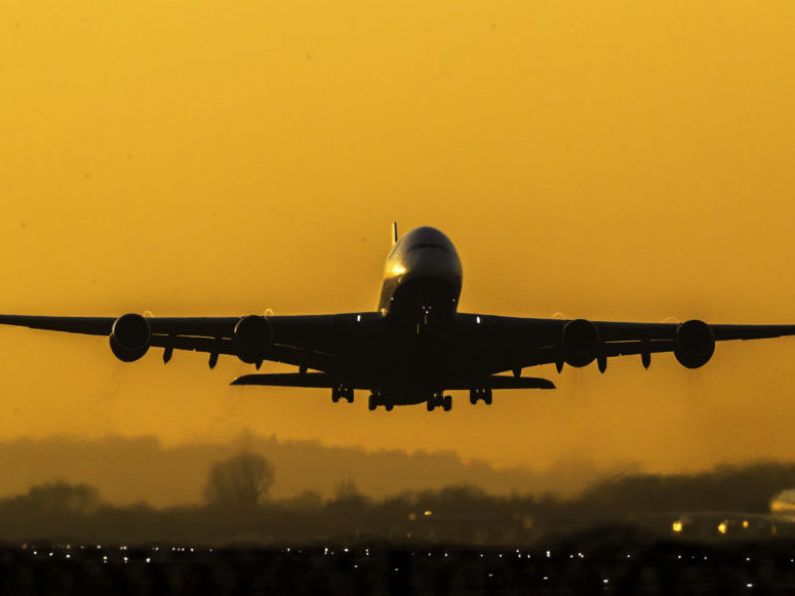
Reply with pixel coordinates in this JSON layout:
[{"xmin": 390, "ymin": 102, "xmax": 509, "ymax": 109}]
[{"xmin": 374, "ymin": 227, "xmax": 464, "ymax": 405}]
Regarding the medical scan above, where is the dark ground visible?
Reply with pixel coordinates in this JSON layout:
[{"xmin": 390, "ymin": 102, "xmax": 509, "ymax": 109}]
[{"xmin": 6, "ymin": 527, "xmax": 795, "ymax": 595}]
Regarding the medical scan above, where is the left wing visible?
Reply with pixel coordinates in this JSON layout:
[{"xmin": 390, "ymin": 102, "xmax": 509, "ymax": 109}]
[{"xmin": 454, "ymin": 314, "xmax": 795, "ymax": 376}]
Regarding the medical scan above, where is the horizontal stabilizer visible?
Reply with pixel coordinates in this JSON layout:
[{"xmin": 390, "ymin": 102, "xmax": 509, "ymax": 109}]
[
  {"xmin": 231, "ymin": 373, "xmax": 555, "ymax": 390},
  {"xmin": 447, "ymin": 376, "xmax": 556, "ymax": 390},
  {"xmin": 232, "ymin": 373, "xmax": 342, "ymax": 388}
]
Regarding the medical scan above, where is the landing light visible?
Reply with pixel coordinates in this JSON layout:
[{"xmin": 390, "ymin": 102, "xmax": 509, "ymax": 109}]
[
  {"xmin": 718, "ymin": 521, "xmax": 728, "ymax": 535},
  {"xmin": 391, "ymin": 264, "xmax": 407, "ymax": 276},
  {"xmin": 672, "ymin": 520, "xmax": 684, "ymax": 533}
]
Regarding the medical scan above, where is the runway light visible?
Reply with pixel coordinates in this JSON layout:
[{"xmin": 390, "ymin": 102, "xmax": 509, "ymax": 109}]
[
  {"xmin": 672, "ymin": 520, "xmax": 684, "ymax": 533},
  {"xmin": 742, "ymin": 520, "xmax": 750, "ymax": 529},
  {"xmin": 423, "ymin": 510, "xmax": 433, "ymax": 517},
  {"xmin": 718, "ymin": 521, "xmax": 728, "ymax": 535}
]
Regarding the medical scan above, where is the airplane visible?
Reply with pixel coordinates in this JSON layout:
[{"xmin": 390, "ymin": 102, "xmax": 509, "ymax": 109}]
[{"xmin": 1, "ymin": 224, "xmax": 795, "ymax": 412}]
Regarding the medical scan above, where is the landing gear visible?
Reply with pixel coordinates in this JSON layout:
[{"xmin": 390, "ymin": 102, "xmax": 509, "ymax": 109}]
[
  {"xmin": 332, "ymin": 386, "xmax": 354, "ymax": 404},
  {"xmin": 368, "ymin": 392, "xmax": 393, "ymax": 411},
  {"xmin": 469, "ymin": 388, "xmax": 493, "ymax": 405},
  {"xmin": 427, "ymin": 393, "xmax": 453, "ymax": 412}
]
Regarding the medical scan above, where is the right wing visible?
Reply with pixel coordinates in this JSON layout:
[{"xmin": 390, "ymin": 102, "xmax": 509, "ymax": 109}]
[{"xmin": 0, "ymin": 312, "xmax": 385, "ymax": 376}]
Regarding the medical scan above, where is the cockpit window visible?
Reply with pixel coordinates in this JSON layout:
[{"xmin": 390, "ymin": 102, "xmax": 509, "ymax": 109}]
[{"xmin": 408, "ymin": 242, "xmax": 448, "ymax": 253}]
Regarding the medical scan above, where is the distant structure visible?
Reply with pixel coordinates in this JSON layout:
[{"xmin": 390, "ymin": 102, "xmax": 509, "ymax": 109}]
[{"xmin": 770, "ymin": 489, "xmax": 795, "ymax": 521}]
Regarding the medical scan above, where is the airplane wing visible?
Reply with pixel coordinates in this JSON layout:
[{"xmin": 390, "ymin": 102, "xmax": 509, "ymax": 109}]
[
  {"xmin": 2, "ymin": 312, "xmax": 795, "ymax": 388},
  {"xmin": 0, "ymin": 313, "xmax": 384, "ymax": 376},
  {"xmin": 455, "ymin": 314, "xmax": 795, "ymax": 376}
]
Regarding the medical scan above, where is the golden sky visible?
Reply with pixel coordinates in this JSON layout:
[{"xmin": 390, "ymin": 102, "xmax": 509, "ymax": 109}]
[{"xmin": 1, "ymin": 1, "xmax": 795, "ymax": 476}]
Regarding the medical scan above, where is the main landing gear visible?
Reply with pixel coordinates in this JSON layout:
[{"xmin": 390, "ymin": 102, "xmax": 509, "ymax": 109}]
[
  {"xmin": 469, "ymin": 388, "xmax": 493, "ymax": 405},
  {"xmin": 368, "ymin": 392, "xmax": 394, "ymax": 411},
  {"xmin": 426, "ymin": 393, "xmax": 452, "ymax": 412},
  {"xmin": 331, "ymin": 386, "xmax": 354, "ymax": 404}
]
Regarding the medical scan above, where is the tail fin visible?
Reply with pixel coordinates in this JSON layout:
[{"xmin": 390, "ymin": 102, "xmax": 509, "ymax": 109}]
[{"xmin": 391, "ymin": 222, "xmax": 398, "ymax": 246}]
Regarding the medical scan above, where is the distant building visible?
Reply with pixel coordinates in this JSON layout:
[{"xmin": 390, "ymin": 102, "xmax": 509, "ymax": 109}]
[{"xmin": 770, "ymin": 489, "xmax": 795, "ymax": 521}]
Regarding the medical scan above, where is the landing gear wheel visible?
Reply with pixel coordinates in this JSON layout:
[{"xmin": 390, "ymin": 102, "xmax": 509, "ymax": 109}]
[
  {"xmin": 443, "ymin": 395, "xmax": 452, "ymax": 411},
  {"xmin": 385, "ymin": 403, "xmax": 394, "ymax": 412},
  {"xmin": 469, "ymin": 389, "xmax": 477, "ymax": 405},
  {"xmin": 426, "ymin": 399, "xmax": 435, "ymax": 412},
  {"xmin": 484, "ymin": 389, "xmax": 493, "ymax": 405},
  {"xmin": 368, "ymin": 394, "xmax": 377, "ymax": 411}
]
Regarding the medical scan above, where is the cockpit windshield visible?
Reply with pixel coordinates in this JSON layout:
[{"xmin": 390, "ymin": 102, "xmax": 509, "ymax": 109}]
[{"xmin": 408, "ymin": 242, "xmax": 449, "ymax": 253}]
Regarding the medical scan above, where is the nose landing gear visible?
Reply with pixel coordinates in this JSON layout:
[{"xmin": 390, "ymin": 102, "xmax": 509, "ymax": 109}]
[{"xmin": 331, "ymin": 386, "xmax": 354, "ymax": 404}]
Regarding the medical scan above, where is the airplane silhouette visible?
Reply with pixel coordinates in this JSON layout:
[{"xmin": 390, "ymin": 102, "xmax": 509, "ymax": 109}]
[{"xmin": 2, "ymin": 224, "xmax": 794, "ymax": 411}]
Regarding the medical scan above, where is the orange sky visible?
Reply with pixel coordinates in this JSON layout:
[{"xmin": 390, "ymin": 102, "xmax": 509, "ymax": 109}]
[{"xmin": 1, "ymin": 1, "xmax": 795, "ymax": 476}]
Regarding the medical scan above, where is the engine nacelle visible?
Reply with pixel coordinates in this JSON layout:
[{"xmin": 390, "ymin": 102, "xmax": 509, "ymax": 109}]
[
  {"xmin": 234, "ymin": 315, "xmax": 273, "ymax": 363},
  {"xmin": 110, "ymin": 313, "xmax": 151, "ymax": 362},
  {"xmin": 674, "ymin": 319, "xmax": 715, "ymax": 368},
  {"xmin": 562, "ymin": 319, "xmax": 601, "ymax": 367}
]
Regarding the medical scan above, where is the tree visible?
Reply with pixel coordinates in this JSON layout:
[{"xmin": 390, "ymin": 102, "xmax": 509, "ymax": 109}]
[
  {"xmin": 203, "ymin": 452, "xmax": 275, "ymax": 507},
  {"xmin": 335, "ymin": 478, "xmax": 361, "ymax": 501},
  {"xmin": 25, "ymin": 481, "xmax": 101, "ymax": 514}
]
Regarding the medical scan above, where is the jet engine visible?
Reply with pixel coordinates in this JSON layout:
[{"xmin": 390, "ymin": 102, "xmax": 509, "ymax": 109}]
[
  {"xmin": 562, "ymin": 319, "xmax": 601, "ymax": 367},
  {"xmin": 110, "ymin": 313, "xmax": 151, "ymax": 362},
  {"xmin": 674, "ymin": 319, "xmax": 715, "ymax": 368},
  {"xmin": 234, "ymin": 315, "xmax": 273, "ymax": 363}
]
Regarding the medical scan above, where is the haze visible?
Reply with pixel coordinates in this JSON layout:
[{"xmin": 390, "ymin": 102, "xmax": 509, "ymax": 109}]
[{"xmin": 1, "ymin": 1, "xmax": 794, "ymax": 479}]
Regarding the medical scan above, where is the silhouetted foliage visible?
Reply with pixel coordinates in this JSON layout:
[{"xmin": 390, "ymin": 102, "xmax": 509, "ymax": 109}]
[
  {"xmin": 203, "ymin": 452, "xmax": 275, "ymax": 508},
  {"xmin": 20, "ymin": 481, "xmax": 100, "ymax": 514},
  {"xmin": 2, "ymin": 461, "xmax": 795, "ymax": 545}
]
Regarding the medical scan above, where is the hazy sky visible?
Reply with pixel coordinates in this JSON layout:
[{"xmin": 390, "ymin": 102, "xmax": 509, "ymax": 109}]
[{"xmin": 1, "ymin": 1, "xmax": 794, "ymax": 475}]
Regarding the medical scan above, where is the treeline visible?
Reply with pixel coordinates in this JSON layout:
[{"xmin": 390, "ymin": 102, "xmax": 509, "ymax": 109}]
[{"xmin": 3, "ymin": 455, "xmax": 795, "ymax": 545}]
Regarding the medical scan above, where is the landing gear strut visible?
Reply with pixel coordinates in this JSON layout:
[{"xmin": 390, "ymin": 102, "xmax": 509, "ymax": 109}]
[
  {"xmin": 427, "ymin": 393, "xmax": 452, "ymax": 412},
  {"xmin": 469, "ymin": 388, "xmax": 493, "ymax": 405}
]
